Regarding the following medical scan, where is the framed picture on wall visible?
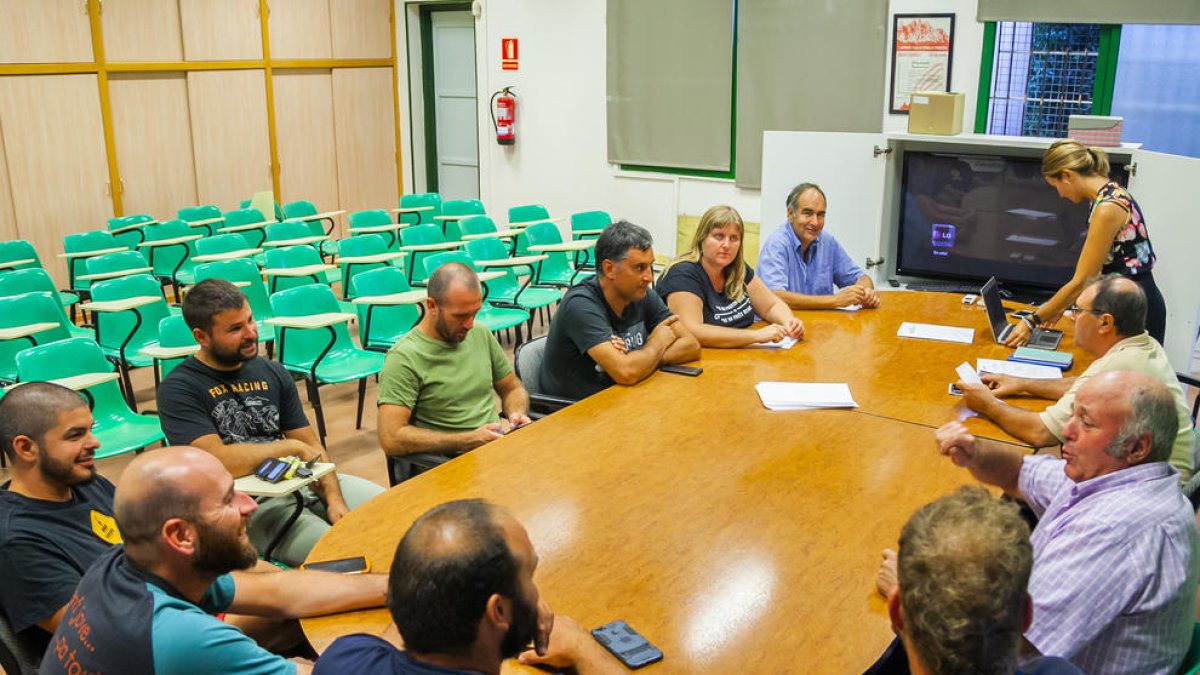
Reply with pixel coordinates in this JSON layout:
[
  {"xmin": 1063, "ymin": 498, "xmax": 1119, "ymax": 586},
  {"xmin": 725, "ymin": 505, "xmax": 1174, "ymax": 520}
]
[{"xmin": 890, "ymin": 13, "xmax": 955, "ymax": 114}]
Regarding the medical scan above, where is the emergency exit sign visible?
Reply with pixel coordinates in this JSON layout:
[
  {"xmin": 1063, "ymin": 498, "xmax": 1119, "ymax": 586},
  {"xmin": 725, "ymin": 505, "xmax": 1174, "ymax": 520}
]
[{"xmin": 501, "ymin": 38, "xmax": 519, "ymax": 71}]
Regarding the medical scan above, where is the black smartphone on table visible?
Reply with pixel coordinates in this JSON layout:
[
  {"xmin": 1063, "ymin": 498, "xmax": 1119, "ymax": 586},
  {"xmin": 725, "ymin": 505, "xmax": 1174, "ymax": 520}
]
[{"xmin": 591, "ymin": 620, "xmax": 663, "ymax": 669}]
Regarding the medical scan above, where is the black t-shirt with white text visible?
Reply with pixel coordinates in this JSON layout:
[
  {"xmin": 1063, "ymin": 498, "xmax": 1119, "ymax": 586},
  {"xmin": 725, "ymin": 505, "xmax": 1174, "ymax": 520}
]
[
  {"xmin": 157, "ymin": 356, "xmax": 309, "ymax": 446},
  {"xmin": 540, "ymin": 275, "xmax": 672, "ymax": 400},
  {"xmin": 656, "ymin": 260, "xmax": 756, "ymax": 328}
]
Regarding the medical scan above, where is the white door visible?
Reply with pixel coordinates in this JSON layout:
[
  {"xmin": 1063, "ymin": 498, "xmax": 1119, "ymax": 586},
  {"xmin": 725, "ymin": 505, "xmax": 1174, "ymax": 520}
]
[
  {"xmin": 1127, "ymin": 149, "xmax": 1200, "ymax": 371},
  {"xmin": 430, "ymin": 11, "xmax": 479, "ymax": 200},
  {"xmin": 760, "ymin": 131, "xmax": 890, "ymax": 283}
]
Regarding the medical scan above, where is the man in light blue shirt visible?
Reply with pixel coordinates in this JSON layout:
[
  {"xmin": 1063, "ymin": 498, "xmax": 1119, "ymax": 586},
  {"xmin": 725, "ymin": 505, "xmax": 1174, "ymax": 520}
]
[{"xmin": 757, "ymin": 182, "xmax": 880, "ymax": 309}]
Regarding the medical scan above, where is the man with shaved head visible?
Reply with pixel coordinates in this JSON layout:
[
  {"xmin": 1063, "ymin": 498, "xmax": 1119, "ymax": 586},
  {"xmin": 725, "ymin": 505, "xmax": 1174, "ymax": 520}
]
[
  {"xmin": 0, "ymin": 383, "xmax": 109, "ymax": 655},
  {"xmin": 314, "ymin": 499, "xmax": 622, "ymax": 675},
  {"xmin": 41, "ymin": 447, "xmax": 386, "ymax": 675},
  {"xmin": 882, "ymin": 372, "xmax": 1197, "ymax": 674},
  {"xmin": 956, "ymin": 274, "xmax": 1196, "ymax": 483},
  {"xmin": 377, "ymin": 263, "xmax": 531, "ymax": 467}
]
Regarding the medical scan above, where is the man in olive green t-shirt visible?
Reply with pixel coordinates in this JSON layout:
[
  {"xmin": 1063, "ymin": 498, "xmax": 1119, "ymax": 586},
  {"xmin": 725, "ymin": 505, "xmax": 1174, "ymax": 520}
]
[{"xmin": 377, "ymin": 263, "xmax": 531, "ymax": 458}]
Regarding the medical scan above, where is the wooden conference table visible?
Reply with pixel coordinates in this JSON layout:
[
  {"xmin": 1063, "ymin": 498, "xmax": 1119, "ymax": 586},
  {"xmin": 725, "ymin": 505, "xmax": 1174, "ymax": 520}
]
[{"xmin": 302, "ymin": 291, "xmax": 1091, "ymax": 673}]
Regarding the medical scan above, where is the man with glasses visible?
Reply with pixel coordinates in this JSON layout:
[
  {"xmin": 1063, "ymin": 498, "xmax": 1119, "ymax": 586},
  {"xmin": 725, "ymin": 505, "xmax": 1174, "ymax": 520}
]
[{"xmin": 956, "ymin": 274, "xmax": 1196, "ymax": 483}]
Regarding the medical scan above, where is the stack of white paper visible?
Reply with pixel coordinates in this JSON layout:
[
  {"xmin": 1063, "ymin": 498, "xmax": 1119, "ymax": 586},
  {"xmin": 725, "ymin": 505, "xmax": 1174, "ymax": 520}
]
[
  {"xmin": 897, "ymin": 322, "xmax": 974, "ymax": 344},
  {"xmin": 976, "ymin": 358, "xmax": 1063, "ymax": 380},
  {"xmin": 755, "ymin": 382, "xmax": 858, "ymax": 411}
]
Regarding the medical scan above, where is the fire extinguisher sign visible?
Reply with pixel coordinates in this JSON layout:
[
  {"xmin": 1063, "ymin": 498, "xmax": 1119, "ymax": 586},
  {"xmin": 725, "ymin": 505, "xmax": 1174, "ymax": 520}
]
[{"xmin": 501, "ymin": 38, "xmax": 519, "ymax": 71}]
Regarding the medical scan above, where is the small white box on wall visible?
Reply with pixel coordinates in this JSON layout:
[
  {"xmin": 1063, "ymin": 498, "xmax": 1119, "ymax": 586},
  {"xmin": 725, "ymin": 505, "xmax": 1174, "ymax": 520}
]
[{"xmin": 1067, "ymin": 115, "xmax": 1123, "ymax": 147}]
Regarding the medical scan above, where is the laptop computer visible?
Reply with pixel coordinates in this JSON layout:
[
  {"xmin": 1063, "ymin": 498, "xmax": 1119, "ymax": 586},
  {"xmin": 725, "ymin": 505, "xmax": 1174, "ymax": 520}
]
[{"xmin": 980, "ymin": 277, "xmax": 1063, "ymax": 350}]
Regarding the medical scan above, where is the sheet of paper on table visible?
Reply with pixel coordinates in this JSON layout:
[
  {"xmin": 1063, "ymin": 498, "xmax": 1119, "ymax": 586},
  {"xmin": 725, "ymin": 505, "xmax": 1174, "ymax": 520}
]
[
  {"xmin": 752, "ymin": 336, "xmax": 799, "ymax": 350},
  {"xmin": 976, "ymin": 358, "xmax": 1063, "ymax": 380},
  {"xmin": 896, "ymin": 321, "xmax": 974, "ymax": 344},
  {"xmin": 955, "ymin": 361, "xmax": 983, "ymax": 385},
  {"xmin": 834, "ymin": 304, "xmax": 862, "ymax": 312},
  {"xmin": 755, "ymin": 382, "xmax": 858, "ymax": 410}
]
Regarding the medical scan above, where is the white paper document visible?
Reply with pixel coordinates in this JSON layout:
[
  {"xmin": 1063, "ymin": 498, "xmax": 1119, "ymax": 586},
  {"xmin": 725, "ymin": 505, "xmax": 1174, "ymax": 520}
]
[
  {"xmin": 753, "ymin": 336, "xmax": 799, "ymax": 350},
  {"xmin": 955, "ymin": 362, "xmax": 982, "ymax": 385},
  {"xmin": 834, "ymin": 304, "xmax": 862, "ymax": 312},
  {"xmin": 755, "ymin": 382, "xmax": 858, "ymax": 411},
  {"xmin": 896, "ymin": 322, "xmax": 975, "ymax": 345},
  {"xmin": 976, "ymin": 358, "xmax": 1063, "ymax": 380}
]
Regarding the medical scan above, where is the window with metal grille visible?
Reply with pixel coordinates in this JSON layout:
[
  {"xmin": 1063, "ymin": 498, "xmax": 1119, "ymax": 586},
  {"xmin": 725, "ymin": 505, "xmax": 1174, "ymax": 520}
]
[{"xmin": 982, "ymin": 22, "xmax": 1114, "ymax": 137}]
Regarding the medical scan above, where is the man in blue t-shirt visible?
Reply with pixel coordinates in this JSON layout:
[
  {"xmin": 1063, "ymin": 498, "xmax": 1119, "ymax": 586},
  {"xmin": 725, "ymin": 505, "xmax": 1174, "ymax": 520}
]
[
  {"xmin": 541, "ymin": 220, "xmax": 700, "ymax": 401},
  {"xmin": 40, "ymin": 446, "xmax": 388, "ymax": 675},
  {"xmin": 314, "ymin": 500, "xmax": 623, "ymax": 675},
  {"xmin": 757, "ymin": 182, "xmax": 881, "ymax": 310}
]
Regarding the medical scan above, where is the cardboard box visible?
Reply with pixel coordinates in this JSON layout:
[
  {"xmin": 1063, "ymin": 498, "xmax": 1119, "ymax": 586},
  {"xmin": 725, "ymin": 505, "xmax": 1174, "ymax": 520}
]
[
  {"xmin": 1068, "ymin": 115, "xmax": 1123, "ymax": 147},
  {"xmin": 908, "ymin": 91, "xmax": 964, "ymax": 136}
]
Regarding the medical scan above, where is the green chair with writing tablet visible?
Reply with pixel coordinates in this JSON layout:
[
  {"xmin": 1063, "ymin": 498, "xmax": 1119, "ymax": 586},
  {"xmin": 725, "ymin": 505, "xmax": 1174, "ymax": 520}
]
[
  {"xmin": 0, "ymin": 269, "xmax": 87, "ymax": 335},
  {"xmin": 269, "ymin": 284, "xmax": 385, "ymax": 445},
  {"xmin": 193, "ymin": 258, "xmax": 276, "ymax": 356},
  {"xmin": 349, "ymin": 266, "xmax": 422, "ymax": 352},
  {"xmin": 16, "ymin": 337, "xmax": 164, "ymax": 459},
  {"xmin": 0, "ymin": 292, "xmax": 76, "ymax": 383}
]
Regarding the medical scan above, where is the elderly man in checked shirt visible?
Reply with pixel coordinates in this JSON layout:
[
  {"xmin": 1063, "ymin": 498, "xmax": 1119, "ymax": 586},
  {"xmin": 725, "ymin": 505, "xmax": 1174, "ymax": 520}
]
[{"xmin": 879, "ymin": 369, "xmax": 1198, "ymax": 675}]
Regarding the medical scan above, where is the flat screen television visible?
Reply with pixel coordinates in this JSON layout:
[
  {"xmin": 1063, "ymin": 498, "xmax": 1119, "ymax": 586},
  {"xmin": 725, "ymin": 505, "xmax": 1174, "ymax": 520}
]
[{"xmin": 895, "ymin": 149, "xmax": 1129, "ymax": 291}]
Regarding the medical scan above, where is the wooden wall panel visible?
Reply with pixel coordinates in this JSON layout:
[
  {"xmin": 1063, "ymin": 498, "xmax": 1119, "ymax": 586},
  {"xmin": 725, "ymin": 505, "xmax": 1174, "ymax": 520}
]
[
  {"xmin": 330, "ymin": 0, "xmax": 391, "ymax": 59},
  {"xmin": 109, "ymin": 73, "xmax": 197, "ymax": 220},
  {"xmin": 332, "ymin": 67, "xmax": 397, "ymax": 215},
  {"xmin": 0, "ymin": 75, "xmax": 113, "ymax": 287},
  {"xmin": 102, "ymin": 0, "xmax": 185, "ymax": 62},
  {"xmin": 0, "ymin": 0, "xmax": 93, "ymax": 64},
  {"xmin": 273, "ymin": 70, "xmax": 341, "ymax": 233},
  {"xmin": 0, "ymin": 119, "xmax": 17, "ymax": 242},
  {"xmin": 268, "ymin": 0, "xmax": 332, "ymax": 60},
  {"xmin": 179, "ymin": 0, "xmax": 262, "ymax": 61},
  {"xmin": 186, "ymin": 70, "xmax": 271, "ymax": 211}
]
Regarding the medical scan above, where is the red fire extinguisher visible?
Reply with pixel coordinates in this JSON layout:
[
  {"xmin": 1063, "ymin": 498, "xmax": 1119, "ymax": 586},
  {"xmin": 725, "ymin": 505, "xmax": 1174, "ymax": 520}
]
[{"xmin": 490, "ymin": 87, "xmax": 516, "ymax": 146}]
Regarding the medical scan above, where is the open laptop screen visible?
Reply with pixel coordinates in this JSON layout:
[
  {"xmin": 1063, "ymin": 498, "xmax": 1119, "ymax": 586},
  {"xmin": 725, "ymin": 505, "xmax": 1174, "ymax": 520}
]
[{"xmin": 980, "ymin": 277, "xmax": 1010, "ymax": 341}]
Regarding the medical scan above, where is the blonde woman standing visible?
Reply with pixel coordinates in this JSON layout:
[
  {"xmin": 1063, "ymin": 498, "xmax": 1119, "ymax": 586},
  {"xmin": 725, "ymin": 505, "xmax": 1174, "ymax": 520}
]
[
  {"xmin": 1005, "ymin": 140, "xmax": 1166, "ymax": 347},
  {"xmin": 657, "ymin": 205, "xmax": 804, "ymax": 348}
]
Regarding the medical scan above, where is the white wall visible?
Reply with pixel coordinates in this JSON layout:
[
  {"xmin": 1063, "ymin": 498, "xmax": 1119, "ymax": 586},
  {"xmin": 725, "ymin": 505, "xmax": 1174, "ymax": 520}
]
[{"xmin": 396, "ymin": 0, "xmax": 984, "ymax": 256}]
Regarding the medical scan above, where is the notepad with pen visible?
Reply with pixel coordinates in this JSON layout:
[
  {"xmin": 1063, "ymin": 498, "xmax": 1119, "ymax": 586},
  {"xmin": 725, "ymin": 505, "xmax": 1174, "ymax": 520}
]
[{"xmin": 1008, "ymin": 346, "xmax": 1073, "ymax": 370}]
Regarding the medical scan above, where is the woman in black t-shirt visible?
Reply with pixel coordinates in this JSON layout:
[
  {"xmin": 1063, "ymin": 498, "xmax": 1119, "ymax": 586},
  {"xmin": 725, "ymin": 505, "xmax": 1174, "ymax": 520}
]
[{"xmin": 657, "ymin": 205, "xmax": 804, "ymax": 348}]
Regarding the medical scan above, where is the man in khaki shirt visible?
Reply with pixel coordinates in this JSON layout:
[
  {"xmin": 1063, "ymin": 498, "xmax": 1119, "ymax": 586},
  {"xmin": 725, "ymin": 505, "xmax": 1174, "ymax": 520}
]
[{"xmin": 958, "ymin": 275, "xmax": 1196, "ymax": 483}]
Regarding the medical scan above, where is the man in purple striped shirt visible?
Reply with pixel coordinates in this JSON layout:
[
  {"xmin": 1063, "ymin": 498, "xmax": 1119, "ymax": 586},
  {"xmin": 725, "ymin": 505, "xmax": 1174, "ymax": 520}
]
[{"xmin": 931, "ymin": 370, "xmax": 1198, "ymax": 674}]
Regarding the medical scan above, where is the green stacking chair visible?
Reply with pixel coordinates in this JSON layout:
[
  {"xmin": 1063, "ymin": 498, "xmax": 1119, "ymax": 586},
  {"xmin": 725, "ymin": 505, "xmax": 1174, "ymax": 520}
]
[
  {"xmin": 90, "ymin": 273, "xmax": 169, "ymax": 410},
  {"xmin": 178, "ymin": 204, "xmax": 223, "ymax": 236},
  {"xmin": 0, "ymin": 239, "xmax": 44, "ymax": 272},
  {"xmin": 194, "ymin": 258, "xmax": 276, "ymax": 356},
  {"xmin": 15, "ymin": 337, "xmax": 164, "ymax": 459},
  {"xmin": 463, "ymin": 236, "xmax": 562, "ymax": 325},
  {"xmin": 439, "ymin": 199, "xmax": 486, "ymax": 242},
  {"xmin": 283, "ymin": 200, "xmax": 339, "ymax": 259},
  {"xmin": 0, "ymin": 292, "xmax": 76, "ymax": 383},
  {"xmin": 140, "ymin": 219, "xmax": 202, "ymax": 299},
  {"xmin": 337, "ymin": 234, "xmax": 406, "ymax": 300},
  {"xmin": 220, "ymin": 208, "xmax": 271, "ymax": 248},
  {"xmin": 263, "ymin": 245, "xmax": 338, "ymax": 294},
  {"xmin": 521, "ymin": 221, "xmax": 594, "ymax": 288},
  {"xmin": 508, "ymin": 203, "xmax": 550, "ymax": 226},
  {"xmin": 0, "ymin": 267, "xmax": 83, "ymax": 323},
  {"xmin": 423, "ymin": 251, "xmax": 530, "ymax": 345},
  {"xmin": 398, "ymin": 224, "xmax": 461, "ymax": 286},
  {"xmin": 350, "ymin": 266, "xmax": 423, "ymax": 352},
  {"xmin": 459, "ymin": 215, "xmax": 503, "ymax": 239},
  {"xmin": 151, "ymin": 315, "xmax": 198, "ymax": 383},
  {"xmin": 270, "ymin": 284, "xmax": 386, "ymax": 445},
  {"xmin": 398, "ymin": 192, "xmax": 442, "ymax": 227},
  {"xmin": 83, "ymin": 250, "xmax": 151, "ymax": 283},
  {"xmin": 348, "ymin": 209, "xmax": 402, "ymax": 250},
  {"xmin": 107, "ymin": 214, "xmax": 156, "ymax": 249},
  {"xmin": 264, "ymin": 219, "xmax": 334, "ymax": 269},
  {"xmin": 1180, "ymin": 622, "xmax": 1200, "ymax": 675},
  {"xmin": 63, "ymin": 230, "xmax": 124, "ymax": 296},
  {"xmin": 570, "ymin": 210, "xmax": 610, "ymax": 266},
  {"xmin": 196, "ymin": 231, "xmax": 262, "ymax": 262}
]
